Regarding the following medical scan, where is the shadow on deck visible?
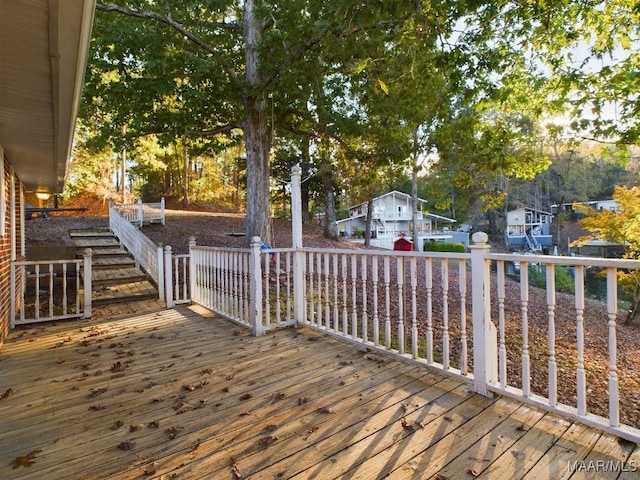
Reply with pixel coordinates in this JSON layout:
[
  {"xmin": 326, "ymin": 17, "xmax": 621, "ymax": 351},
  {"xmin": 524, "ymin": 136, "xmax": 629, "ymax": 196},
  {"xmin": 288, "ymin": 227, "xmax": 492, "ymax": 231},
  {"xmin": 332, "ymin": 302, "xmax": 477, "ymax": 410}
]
[{"xmin": 1, "ymin": 302, "xmax": 638, "ymax": 479}]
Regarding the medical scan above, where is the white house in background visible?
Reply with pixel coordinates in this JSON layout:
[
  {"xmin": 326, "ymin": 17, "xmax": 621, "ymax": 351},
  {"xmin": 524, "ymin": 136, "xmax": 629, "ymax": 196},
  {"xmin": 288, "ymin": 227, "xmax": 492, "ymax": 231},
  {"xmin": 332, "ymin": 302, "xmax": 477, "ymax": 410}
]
[
  {"xmin": 337, "ymin": 191, "xmax": 459, "ymax": 250},
  {"xmin": 506, "ymin": 207, "xmax": 554, "ymax": 252}
]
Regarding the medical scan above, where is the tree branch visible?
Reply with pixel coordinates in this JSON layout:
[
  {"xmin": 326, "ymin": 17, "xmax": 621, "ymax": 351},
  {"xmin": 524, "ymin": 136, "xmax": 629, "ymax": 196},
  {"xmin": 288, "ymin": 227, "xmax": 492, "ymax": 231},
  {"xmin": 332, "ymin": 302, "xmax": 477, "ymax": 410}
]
[{"xmin": 96, "ymin": 3, "xmax": 239, "ymax": 79}]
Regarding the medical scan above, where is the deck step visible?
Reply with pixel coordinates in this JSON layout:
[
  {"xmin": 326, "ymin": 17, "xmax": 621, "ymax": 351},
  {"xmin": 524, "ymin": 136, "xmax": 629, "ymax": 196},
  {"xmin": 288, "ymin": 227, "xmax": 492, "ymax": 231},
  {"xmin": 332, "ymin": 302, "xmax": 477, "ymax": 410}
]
[
  {"xmin": 69, "ymin": 228, "xmax": 112, "ymax": 238},
  {"xmin": 69, "ymin": 227, "xmax": 159, "ymax": 306},
  {"xmin": 91, "ymin": 255, "xmax": 136, "ymax": 269},
  {"xmin": 91, "ymin": 279, "xmax": 158, "ymax": 305},
  {"xmin": 73, "ymin": 237, "xmax": 121, "ymax": 249},
  {"xmin": 92, "ymin": 266, "xmax": 147, "ymax": 284}
]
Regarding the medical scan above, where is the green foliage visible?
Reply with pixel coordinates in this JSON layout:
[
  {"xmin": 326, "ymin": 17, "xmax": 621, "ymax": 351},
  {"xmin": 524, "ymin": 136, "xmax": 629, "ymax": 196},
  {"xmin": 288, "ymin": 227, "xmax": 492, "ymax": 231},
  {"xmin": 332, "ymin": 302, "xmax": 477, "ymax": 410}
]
[
  {"xmin": 527, "ymin": 264, "xmax": 575, "ymax": 295},
  {"xmin": 423, "ymin": 242, "xmax": 466, "ymax": 253}
]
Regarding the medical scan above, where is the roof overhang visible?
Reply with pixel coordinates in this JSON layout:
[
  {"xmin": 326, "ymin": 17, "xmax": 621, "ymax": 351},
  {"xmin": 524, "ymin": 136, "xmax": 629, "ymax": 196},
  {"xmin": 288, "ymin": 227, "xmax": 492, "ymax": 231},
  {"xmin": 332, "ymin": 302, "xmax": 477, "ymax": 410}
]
[{"xmin": 0, "ymin": 0, "xmax": 96, "ymax": 194}]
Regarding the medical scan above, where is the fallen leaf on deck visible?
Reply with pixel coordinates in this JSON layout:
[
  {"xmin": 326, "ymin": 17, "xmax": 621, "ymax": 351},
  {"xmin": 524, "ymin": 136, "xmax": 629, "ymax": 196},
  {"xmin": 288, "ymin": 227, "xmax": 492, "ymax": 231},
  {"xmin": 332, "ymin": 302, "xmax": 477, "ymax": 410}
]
[
  {"xmin": 129, "ymin": 424, "xmax": 144, "ymax": 432},
  {"xmin": 230, "ymin": 458, "xmax": 243, "ymax": 479},
  {"xmin": 111, "ymin": 420, "xmax": 124, "ymax": 430},
  {"xmin": 200, "ymin": 368, "xmax": 213, "ymax": 375},
  {"xmin": 88, "ymin": 404, "xmax": 106, "ymax": 411},
  {"xmin": 87, "ymin": 387, "xmax": 108, "ymax": 399},
  {"xmin": 263, "ymin": 424, "xmax": 279, "ymax": 432},
  {"xmin": 259, "ymin": 435, "xmax": 279, "ymax": 447},
  {"xmin": 240, "ymin": 393, "xmax": 253, "ymax": 400},
  {"xmin": 12, "ymin": 450, "xmax": 41, "ymax": 469},
  {"xmin": 118, "ymin": 440, "xmax": 136, "ymax": 451},
  {"xmin": 111, "ymin": 361, "xmax": 125, "ymax": 373},
  {"xmin": 318, "ymin": 406, "xmax": 335, "ymax": 414},
  {"xmin": 1, "ymin": 388, "xmax": 16, "ymax": 400},
  {"xmin": 143, "ymin": 463, "xmax": 157, "ymax": 476},
  {"xmin": 165, "ymin": 427, "xmax": 183, "ymax": 439},
  {"xmin": 298, "ymin": 396, "xmax": 310, "ymax": 405},
  {"xmin": 148, "ymin": 420, "xmax": 160, "ymax": 429}
]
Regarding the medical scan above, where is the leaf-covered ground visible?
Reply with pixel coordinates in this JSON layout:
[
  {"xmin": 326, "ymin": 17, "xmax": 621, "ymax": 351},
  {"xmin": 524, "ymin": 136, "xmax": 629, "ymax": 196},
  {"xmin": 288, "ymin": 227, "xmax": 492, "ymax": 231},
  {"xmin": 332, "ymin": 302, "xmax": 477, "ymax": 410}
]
[{"xmin": 25, "ymin": 203, "xmax": 640, "ymax": 429}]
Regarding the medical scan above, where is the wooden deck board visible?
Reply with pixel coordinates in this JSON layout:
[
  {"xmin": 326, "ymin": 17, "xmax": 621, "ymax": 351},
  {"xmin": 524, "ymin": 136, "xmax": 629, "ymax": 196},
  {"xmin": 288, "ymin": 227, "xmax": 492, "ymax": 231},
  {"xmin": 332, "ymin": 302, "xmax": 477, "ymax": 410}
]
[{"xmin": 1, "ymin": 305, "xmax": 638, "ymax": 479}]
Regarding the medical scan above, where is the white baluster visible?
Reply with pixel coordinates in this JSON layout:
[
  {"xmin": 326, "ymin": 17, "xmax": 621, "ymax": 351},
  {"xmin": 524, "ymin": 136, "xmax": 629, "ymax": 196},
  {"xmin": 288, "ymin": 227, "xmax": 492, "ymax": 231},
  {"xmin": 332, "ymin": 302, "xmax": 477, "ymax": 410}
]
[
  {"xmin": 459, "ymin": 259, "xmax": 467, "ymax": 375},
  {"xmin": 361, "ymin": 256, "xmax": 368, "ymax": 343},
  {"xmin": 324, "ymin": 253, "xmax": 331, "ymax": 329},
  {"xmin": 497, "ymin": 261, "xmax": 506, "ymax": 389},
  {"xmin": 332, "ymin": 254, "xmax": 339, "ymax": 331},
  {"xmin": 351, "ymin": 255, "xmax": 358, "ymax": 339},
  {"xmin": 425, "ymin": 257, "xmax": 433, "ymax": 364},
  {"xmin": 384, "ymin": 256, "xmax": 391, "ymax": 349},
  {"xmin": 372, "ymin": 256, "xmax": 379, "ymax": 346},
  {"xmin": 341, "ymin": 254, "xmax": 348, "ymax": 334},
  {"xmin": 547, "ymin": 264, "xmax": 557, "ymax": 406},
  {"xmin": 48, "ymin": 263, "xmax": 54, "ymax": 318},
  {"xmin": 410, "ymin": 256, "xmax": 418, "ymax": 359},
  {"xmin": 607, "ymin": 267, "xmax": 619, "ymax": 427},
  {"xmin": 308, "ymin": 252, "xmax": 315, "ymax": 325},
  {"xmin": 520, "ymin": 261, "xmax": 530, "ymax": 397},
  {"xmin": 316, "ymin": 253, "xmax": 322, "ymax": 326},
  {"xmin": 442, "ymin": 259, "xmax": 450, "ymax": 369},
  {"xmin": 575, "ymin": 265, "xmax": 586, "ymax": 415},
  {"xmin": 397, "ymin": 256, "xmax": 405, "ymax": 354}
]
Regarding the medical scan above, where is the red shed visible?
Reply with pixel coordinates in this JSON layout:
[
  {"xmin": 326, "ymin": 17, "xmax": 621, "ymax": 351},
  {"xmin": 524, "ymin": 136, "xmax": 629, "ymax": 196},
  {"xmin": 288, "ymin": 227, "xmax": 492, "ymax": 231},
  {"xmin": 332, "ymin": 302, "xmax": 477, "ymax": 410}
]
[{"xmin": 393, "ymin": 236, "xmax": 413, "ymax": 251}]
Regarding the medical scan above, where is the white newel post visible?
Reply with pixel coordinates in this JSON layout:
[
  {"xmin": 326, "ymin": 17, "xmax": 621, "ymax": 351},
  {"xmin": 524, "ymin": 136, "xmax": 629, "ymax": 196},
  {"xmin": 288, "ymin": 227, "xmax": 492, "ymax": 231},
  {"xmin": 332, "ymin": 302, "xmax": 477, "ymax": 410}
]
[
  {"xmin": 188, "ymin": 236, "xmax": 196, "ymax": 303},
  {"xmin": 470, "ymin": 232, "xmax": 496, "ymax": 396},
  {"xmin": 160, "ymin": 197, "xmax": 166, "ymax": 225},
  {"xmin": 83, "ymin": 248, "xmax": 92, "ymax": 318},
  {"xmin": 137, "ymin": 198, "xmax": 143, "ymax": 226},
  {"xmin": 164, "ymin": 245, "xmax": 174, "ymax": 308},
  {"xmin": 291, "ymin": 166, "xmax": 305, "ymax": 327},
  {"xmin": 250, "ymin": 236, "xmax": 264, "ymax": 336},
  {"xmin": 157, "ymin": 244, "xmax": 165, "ymax": 302}
]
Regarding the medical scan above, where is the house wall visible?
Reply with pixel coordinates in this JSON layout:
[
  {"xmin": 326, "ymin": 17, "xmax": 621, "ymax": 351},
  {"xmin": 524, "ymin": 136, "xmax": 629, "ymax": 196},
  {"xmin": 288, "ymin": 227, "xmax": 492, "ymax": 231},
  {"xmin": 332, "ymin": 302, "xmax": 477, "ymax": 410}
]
[
  {"xmin": 0, "ymin": 149, "xmax": 24, "ymax": 347},
  {"xmin": 0, "ymin": 151, "xmax": 10, "ymax": 345}
]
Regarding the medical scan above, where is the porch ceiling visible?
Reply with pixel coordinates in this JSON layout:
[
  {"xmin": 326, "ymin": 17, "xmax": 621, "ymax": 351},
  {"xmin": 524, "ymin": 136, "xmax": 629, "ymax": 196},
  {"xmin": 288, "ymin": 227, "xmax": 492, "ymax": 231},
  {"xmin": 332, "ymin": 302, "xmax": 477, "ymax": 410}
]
[{"xmin": 0, "ymin": 0, "xmax": 95, "ymax": 194}]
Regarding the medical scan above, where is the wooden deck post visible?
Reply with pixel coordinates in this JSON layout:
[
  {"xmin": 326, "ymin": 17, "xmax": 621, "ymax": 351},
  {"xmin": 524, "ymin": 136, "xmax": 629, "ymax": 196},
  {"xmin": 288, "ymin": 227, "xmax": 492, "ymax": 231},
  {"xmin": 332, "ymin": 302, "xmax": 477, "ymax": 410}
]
[
  {"xmin": 250, "ymin": 236, "xmax": 264, "ymax": 336},
  {"xmin": 157, "ymin": 244, "xmax": 165, "ymax": 303},
  {"xmin": 83, "ymin": 248, "xmax": 92, "ymax": 318},
  {"xmin": 188, "ymin": 237, "xmax": 196, "ymax": 304},
  {"xmin": 291, "ymin": 166, "xmax": 304, "ymax": 327},
  {"xmin": 137, "ymin": 198, "xmax": 143, "ymax": 226},
  {"xmin": 164, "ymin": 245, "xmax": 174, "ymax": 308},
  {"xmin": 470, "ymin": 232, "xmax": 496, "ymax": 396}
]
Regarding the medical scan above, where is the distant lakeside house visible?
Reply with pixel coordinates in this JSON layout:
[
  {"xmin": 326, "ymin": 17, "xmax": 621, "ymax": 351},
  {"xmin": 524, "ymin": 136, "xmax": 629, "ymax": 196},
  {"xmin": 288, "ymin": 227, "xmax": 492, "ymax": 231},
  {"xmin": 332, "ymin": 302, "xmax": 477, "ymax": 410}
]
[
  {"xmin": 505, "ymin": 207, "xmax": 554, "ymax": 252},
  {"xmin": 336, "ymin": 191, "xmax": 465, "ymax": 250}
]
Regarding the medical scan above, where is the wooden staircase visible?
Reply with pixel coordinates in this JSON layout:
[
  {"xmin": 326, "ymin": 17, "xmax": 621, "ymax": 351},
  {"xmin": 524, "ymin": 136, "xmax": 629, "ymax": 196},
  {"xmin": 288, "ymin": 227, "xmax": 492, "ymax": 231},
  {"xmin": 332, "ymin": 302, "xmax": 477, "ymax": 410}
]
[{"xmin": 69, "ymin": 228, "xmax": 159, "ymax": 305}]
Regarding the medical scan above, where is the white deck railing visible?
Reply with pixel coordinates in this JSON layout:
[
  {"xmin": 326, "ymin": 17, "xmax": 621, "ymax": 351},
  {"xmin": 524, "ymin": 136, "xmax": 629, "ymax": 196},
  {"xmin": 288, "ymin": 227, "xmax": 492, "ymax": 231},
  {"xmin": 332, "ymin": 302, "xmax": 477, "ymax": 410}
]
[
  {"xmin": 112, "ymin": 198, "xmax": 165, "ymax": 226},
  {"xmin": 10, "ymin": 252, "xmax": 92, "ymax": 326},
  {"xmin": 109, "ymin": 203, "xmax": 164, "ymax": 300},
  {"xmin": 167, "ymin": 168, "xmax": 640, "ymax": 443}
]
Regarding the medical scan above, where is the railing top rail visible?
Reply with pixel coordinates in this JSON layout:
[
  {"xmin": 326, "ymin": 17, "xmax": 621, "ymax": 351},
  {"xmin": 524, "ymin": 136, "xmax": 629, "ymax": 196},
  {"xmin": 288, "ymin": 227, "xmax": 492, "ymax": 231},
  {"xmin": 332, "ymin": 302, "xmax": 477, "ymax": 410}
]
[
  {"xmin": 191, "ymin": 245, "xmax": 252, "ymax": 253},
  {"xmin": 300, "ymin": 246, "xmax": 470, "ymax": 260},
  {"xmin": 488, "ymin": 252, "xmax": 640, "ymax": 269},
  {"xmin": 13, "ymin": 258, "xmax": 83, "ymax": 267}
]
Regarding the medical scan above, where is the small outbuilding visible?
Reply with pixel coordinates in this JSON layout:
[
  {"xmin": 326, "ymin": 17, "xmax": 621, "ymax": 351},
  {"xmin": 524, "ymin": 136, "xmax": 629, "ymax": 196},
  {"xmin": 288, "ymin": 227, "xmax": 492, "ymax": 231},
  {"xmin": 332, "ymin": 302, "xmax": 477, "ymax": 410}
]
[{"xmin": 393, "ymin": 235, "xmax": 413, "ymax": 251}]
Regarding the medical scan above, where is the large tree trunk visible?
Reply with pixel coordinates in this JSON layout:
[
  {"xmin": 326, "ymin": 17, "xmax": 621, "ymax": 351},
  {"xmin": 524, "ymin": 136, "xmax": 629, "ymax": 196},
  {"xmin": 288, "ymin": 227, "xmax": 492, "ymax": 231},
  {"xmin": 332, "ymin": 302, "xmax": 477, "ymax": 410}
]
[
  {"xmin": 320, "ymin": 156, "xmax": 338, "ymax": 240},
  {"xmin": 182, "ymin": 144, "xmax": 190, "ymax": 207},
  {"xmin": 243, "ymin": 0, "xmax": 271, "ymax": 247},
  {"xmin": 364, "ymin": 194, "xmax": 374, "ymax": 247},
  {"xmin": 301, "ymin": 139, "xmax": 311, "ymax": 225}
]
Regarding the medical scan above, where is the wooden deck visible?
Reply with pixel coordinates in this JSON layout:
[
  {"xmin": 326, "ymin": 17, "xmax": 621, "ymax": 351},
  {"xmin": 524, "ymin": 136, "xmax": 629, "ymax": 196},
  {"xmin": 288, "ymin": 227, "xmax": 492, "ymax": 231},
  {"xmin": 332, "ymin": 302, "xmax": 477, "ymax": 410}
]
[{"xmin": 1, "ymin": 304, "xmax": 639, "ymax": 479}]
